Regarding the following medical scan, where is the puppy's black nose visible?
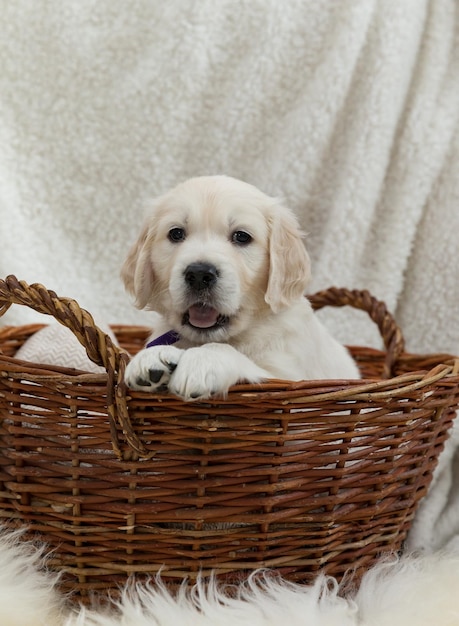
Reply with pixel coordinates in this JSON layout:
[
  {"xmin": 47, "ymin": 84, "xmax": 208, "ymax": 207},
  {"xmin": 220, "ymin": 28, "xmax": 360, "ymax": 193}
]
[{"xmin": 185, "ymin": 262, "xmax": 218, "ymax": 291}]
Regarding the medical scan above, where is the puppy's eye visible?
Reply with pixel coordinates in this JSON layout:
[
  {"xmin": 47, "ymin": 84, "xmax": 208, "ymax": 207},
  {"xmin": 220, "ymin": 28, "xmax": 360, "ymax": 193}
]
[
  {"xmin": 168, "ymin": 228, "xmax": 186, "ymax": 243},
  {"xmin": 231, "ymin": 230, "xmax": 252, "ymax": 245}
]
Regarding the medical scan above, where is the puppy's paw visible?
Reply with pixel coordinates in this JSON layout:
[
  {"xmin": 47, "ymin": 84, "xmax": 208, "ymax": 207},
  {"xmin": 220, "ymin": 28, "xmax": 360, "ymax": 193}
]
[
  {"xmin": 169, "ymin": 344, "xmax": 268, "ymax": 401},
  {"xmin": 125, "ymin": 346, "xmax": 184, "ymax": 392}
]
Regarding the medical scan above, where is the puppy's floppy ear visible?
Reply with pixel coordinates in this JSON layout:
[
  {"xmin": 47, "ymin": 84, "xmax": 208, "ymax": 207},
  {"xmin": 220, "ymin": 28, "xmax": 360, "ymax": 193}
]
[
  {"xmin": 121, "ymin": 221, "xmax": 156, "ymax": 310},
  {"xmin": 265, "ymin": 205, "xmax": 311, "ymax": 313}
]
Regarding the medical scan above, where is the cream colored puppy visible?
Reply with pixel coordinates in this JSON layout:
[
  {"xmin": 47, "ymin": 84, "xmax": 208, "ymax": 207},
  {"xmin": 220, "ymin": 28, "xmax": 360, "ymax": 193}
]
[{"xmin": 122, "ymin": 176, "xmax": 359, "ymax": 400}]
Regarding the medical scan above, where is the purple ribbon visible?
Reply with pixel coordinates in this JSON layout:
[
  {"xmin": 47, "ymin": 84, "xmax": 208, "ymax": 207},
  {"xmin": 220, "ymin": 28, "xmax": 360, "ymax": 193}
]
[{"xmin": 146, "ymin": 330, "xmax": 181, "ymax": 349}]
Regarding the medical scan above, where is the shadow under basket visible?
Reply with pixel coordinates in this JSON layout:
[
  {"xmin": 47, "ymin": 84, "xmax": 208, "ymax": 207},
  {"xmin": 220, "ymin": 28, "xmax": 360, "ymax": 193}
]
[{"xmin": 0, "ymin": 275, "xmax": 458, "ymax": 600}]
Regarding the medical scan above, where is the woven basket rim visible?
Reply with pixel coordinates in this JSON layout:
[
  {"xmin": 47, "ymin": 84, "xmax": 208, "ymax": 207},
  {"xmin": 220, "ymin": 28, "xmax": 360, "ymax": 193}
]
[{"xmin": 1, "ymin": 339, "xmax": 458, "ymax": 392}]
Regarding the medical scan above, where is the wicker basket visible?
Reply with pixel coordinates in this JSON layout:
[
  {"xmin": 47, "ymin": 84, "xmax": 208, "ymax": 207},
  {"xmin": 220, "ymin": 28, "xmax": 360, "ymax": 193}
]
[{"xmin": 0, "ymin": 275, "xmax": 458, "ymax": 598}]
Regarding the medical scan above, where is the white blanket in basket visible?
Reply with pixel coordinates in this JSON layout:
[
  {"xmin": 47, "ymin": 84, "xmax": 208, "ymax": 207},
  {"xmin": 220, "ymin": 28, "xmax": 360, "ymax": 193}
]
[{"xmin": 0, "ymin": 0, "xmax": 458, "ymax": 557}]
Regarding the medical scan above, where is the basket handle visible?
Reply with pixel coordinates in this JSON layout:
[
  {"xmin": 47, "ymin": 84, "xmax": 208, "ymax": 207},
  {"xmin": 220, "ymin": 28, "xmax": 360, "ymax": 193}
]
[
  {"xmin": 0, "ymin": 275, "xmax": 145, "ymax": 458},
  {"xmin": 308, "ymin": 287, "xmax": 405, "ymax": 378},
  {"xmin": 0, "ymin": 277, "xmax": 404, "ymax": 456}
]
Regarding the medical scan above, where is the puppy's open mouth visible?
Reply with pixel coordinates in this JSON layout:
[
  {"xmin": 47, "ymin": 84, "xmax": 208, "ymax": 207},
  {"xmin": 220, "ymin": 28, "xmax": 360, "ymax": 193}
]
[{"xmin": 183, "ymin": 303, "xmax": 229, "ymax": 330}]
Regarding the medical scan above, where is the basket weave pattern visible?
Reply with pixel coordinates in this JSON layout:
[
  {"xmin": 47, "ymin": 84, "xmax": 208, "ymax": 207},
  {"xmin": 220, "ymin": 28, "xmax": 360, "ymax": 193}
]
[{"xmin": 0, "ymin": 276, "xmax": 458, "ymax": 597}]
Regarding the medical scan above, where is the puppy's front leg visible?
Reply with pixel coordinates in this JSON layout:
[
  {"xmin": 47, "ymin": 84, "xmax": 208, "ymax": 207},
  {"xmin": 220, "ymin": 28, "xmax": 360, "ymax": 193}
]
[
  {"xmin": 125, "ymin": 345, "xmax": 185, "ymax": 392},
  {"xmin": 169, "ymin": 343, "xmax": 269, "ymax": 401}
]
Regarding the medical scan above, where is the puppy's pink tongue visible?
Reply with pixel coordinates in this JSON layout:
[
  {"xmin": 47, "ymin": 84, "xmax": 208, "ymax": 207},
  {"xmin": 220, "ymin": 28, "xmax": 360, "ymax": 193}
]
[{"xmin": 188, "ymin": 304, "xmax": 219, "ymax": 328}]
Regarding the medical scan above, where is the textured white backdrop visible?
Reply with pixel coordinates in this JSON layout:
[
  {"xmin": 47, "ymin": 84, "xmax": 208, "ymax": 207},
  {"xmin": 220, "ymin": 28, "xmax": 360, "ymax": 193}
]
[{"xmin": 0, "ymin": 0, "xmax": 458, "ymax": 355}]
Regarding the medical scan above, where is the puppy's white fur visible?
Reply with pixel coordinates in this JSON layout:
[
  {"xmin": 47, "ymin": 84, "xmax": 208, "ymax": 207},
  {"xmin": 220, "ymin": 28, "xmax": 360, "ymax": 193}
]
[
  {"xmin": 0, "ymin": 529, "xmax": 458, "ymax": 626},
  {"xmin": 122, "ymin": 176, "xmax": 359, "ymax": 400}
]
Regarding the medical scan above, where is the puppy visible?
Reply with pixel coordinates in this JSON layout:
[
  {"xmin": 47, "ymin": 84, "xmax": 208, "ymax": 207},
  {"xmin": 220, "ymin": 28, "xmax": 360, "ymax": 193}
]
[{"xmin": 122, "ymin": 176, "xmax": 359, "ymax": 400}]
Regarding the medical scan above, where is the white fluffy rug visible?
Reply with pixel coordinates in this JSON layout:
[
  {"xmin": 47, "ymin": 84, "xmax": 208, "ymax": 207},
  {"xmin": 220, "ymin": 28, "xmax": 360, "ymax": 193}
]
[{"xmin": 1, "ymin": 530, "xmax": 458, "ymax": 626}]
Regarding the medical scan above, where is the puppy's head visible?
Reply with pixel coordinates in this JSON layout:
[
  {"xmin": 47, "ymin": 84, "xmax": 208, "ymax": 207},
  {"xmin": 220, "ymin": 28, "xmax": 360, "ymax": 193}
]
[{"xmin": 122, "ymin": 176, "xmax": 310, "ymax": 343}]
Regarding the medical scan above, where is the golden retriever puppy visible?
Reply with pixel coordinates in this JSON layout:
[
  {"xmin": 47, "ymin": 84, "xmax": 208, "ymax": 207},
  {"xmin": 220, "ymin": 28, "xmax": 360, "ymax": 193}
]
[{"xmin": 122, "ymin": 176, "xmax": 359, "ymax": 400}]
